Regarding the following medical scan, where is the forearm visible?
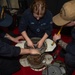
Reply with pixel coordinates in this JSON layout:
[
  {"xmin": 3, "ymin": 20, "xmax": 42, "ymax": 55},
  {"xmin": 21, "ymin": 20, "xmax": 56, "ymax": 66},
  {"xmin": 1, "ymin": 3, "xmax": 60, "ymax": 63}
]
[
  {"xmin": 41, "ymin": 33, "xmax": 48, "ymax": 42},
  {"xmin": 58, "ymin": 39, "xmax": 68, "ymax": 50},
  {"xmin": 21, "ymin": 31, "xmax": 31, "ymax": 41},
  {"xmin": 4, "ymin": 33, "xmax": 15, "ymax": 41},
  {"xmin": 20, "ymin": 48, "xmax": 30, "ymax": 55}
]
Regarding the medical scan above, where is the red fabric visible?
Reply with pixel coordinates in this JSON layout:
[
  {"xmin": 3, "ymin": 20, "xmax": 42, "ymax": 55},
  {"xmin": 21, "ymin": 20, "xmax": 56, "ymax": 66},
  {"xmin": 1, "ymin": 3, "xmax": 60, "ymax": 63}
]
[
  {"xmin": 12, "ymin": 28, "xmax": 75, "ymax": 75},
  {"xmin": 13, "ymin": 66, "xmax": 42, "ymax": 75}
]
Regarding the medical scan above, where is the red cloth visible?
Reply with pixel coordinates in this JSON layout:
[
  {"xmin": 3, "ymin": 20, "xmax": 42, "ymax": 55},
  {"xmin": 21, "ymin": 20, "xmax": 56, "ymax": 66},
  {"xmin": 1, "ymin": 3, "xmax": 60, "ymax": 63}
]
[{"xmin": 12, "ymin": 28, "xmax": 75, "ymax": 75}]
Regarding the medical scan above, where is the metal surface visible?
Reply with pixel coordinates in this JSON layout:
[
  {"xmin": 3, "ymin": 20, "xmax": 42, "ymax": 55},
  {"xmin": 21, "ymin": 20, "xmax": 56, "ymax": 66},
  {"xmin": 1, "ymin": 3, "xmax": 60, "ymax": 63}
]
[
  {"xmin": 24, "ymin": 37, "xmax": 47, "ymax": 53},
  {"xmin": 24, "ymin": 37, "xmax": 47, "ymax": 69},
  {"xmin": 15, "ymin": 38, "xmax": 55, "ymax": 71},
  {"xmin": 42, "ymin": 60, "xmax": 66, "ymax": 75}
]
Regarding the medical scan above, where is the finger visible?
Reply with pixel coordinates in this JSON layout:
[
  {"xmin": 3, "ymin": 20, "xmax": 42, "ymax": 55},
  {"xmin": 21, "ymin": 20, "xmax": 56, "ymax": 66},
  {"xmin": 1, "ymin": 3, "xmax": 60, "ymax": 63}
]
[
  {"xmin": 32, "ymin": 44, "xmax": 35, "ymax": 48},
  {"xmin": 30, "ymin": 45, "xmax": 34, "ymax": 48},
  {"xmin": 38, "ymin": 45, "xmax": 41, "ymax": 48}
]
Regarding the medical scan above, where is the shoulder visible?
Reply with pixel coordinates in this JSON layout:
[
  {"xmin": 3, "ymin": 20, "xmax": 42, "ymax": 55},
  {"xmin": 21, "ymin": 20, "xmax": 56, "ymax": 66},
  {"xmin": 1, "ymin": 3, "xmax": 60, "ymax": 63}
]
[
  {"xmin": 23, "ymin": 8, "xmax": 31, "ymax": 16},
  {"xmin": 44, "ymin": 9, "xmax": 53, "ymax": 21},
  {"xmin": 45, "ymin": 9, "xmax": 53, "ymax": 17}
]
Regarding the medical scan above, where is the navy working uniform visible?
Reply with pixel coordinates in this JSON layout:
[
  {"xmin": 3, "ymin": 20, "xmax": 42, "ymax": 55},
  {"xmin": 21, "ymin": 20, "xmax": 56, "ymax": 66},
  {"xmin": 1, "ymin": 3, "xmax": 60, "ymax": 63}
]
[
  {"xmin": 56, "ymin": 27, "xmax": 75, "ymax": 75},
  {"xmin": 0, "ymin": 39, "xmax": 21, "ymax": 75},
  {"xmin": 19, "ymin": 8, "xmax": 53, "ymax": 39},
  {"xmin": 0, "ymin": 40, "xmax": 20, "ymax": 57},
  {"xmin": 0, "ymin": 6, "xmax": 21, "ymax": 75},
  {"xmin": 0, "ymin": 28, "xmax": 21, "ymax": 75},
  {"xmin": 65, "ymin": 27, "xmax": 75, "ymax": 75}
]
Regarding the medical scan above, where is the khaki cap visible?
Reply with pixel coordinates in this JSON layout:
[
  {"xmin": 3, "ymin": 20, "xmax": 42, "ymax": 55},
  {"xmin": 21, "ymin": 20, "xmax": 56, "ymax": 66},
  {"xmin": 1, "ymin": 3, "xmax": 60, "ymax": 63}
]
[{"xmin": 53, "ymin": 1, "xmax": 75, "ymax": 26}]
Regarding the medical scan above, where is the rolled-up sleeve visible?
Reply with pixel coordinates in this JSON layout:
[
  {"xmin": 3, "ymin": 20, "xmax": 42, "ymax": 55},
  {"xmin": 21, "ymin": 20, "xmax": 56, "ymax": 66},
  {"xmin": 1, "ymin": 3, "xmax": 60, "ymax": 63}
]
[
  {"xmin": 45, "ymin": 22, "xmax": 53, "ymax": 36},
  {"xmin": 45, "ymin": 11, "xmax": 53, "ymax": 37},
  {"xmin": 19, "ymin": 11, "xmax": 29, "ymax": 33},
  {"xmin": 66, "ymin": 42, "xmax": 75, "ymax": 56},
  {"xmin": 66, "ymin": 41, "xmax": 75, "ymax": 56},
  {"xmin": 0, "ymin": 29, "xmax": 6, "ymax": 38},
  {"xmin": 0, "ymin": 40, "xmax": 20, "ymax": 57}
]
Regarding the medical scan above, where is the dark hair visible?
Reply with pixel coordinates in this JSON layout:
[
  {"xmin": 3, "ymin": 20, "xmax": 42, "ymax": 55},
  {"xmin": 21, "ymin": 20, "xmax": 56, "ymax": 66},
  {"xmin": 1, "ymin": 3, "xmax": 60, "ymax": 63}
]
[{"xmin": 30, "ymin": 0, "xmax": 47, "ymax": 15}]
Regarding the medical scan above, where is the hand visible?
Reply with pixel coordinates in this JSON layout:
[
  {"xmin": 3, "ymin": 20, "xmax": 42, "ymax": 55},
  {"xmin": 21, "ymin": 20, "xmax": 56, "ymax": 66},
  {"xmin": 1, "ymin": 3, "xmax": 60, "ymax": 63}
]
[
  {"xmin": 13, "ymin": 36, "xmax": 24, "ymax": 43},
  {"xmin": 27, "ymin": 40, "xmax": 34, "ymax": 48},
  {"xmin": 53, "ymin": 34, "xmax": 61, "ymax": 42},
  {"xmin": 66, "ymin": 21, "xmax": 75, "ymax": 26},
  {"xmin": 30, "ymin": 49, "xmax": 40, "ymax": 55},
  {"xmin": 37, "ymin": 40, "xmax": 44, "ymax": 48}
]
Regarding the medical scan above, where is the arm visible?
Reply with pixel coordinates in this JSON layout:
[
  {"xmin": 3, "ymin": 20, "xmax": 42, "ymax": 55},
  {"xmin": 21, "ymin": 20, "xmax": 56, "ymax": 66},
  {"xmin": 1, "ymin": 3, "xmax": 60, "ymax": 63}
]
[
  {"xmin": 19, "ymin": 10, "xmax": 34, "ymax": 47},
  {"xmin": 21, "ymin": 31, "xmax": 34, "ymax": 48},
  {"xmin": 54, "ymin": 21, "xmax": 75, "ymax": 49},
  {"xmin": 0, "ymin": 40, "xmax": 40, "ymax": 57},
  {"xmin": 20, "ymin": 48, "xmax": 40, "ymax": 55},
  {"xmin": 53, "ymin": 34, "xmax": 68, "ymax": 50},
  {"xmin": 58, "ymin": 40, "xmax": 68, "ymax": 50},
  {"xmin": 45, "ymin": 10, "xmax": 53, "ymax": 39},
  {"xmin": 37, "ymin": 21, "xmax": 53, "ymax": 48},
  {"xmin": 37, "ymin": 11, "xmax": 53, "ymax": 48},
  {"xmin": 4, "ymin": 33, "xmax": 24, "ymax": 43},
  {"xmin": 57, "ymin": 39, "xmax": 75, "ymax": 56},
  {"xmin": 37, "ymin": 33, "xmax": 48, "ymax": 48}
]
